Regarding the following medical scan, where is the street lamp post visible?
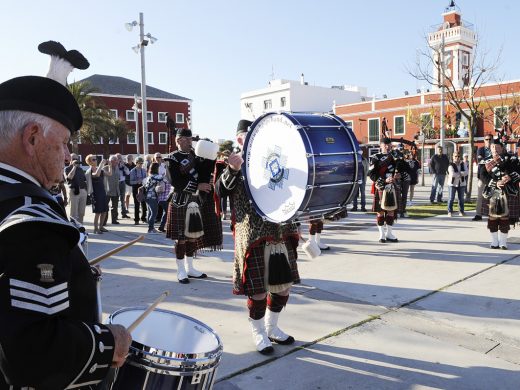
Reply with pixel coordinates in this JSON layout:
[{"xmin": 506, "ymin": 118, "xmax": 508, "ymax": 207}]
[
  {"xmin": 132, "ymin": 94, "xmax": 142, "ymax": 155},
  {"xmin": 125, "ymin": 13, "xmax": 157, "ymax": 156}
]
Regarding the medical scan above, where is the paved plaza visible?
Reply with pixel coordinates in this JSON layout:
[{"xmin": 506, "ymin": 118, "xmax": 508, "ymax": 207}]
[{"xmin": 83, "ymin": 178, "xmax": 520, "ymax": 389}]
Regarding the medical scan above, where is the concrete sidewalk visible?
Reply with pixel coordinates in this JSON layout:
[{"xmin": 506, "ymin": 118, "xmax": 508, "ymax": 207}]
[{"xmin": 80, "ymin": 176, "xmax": 520, "ymax": 390}]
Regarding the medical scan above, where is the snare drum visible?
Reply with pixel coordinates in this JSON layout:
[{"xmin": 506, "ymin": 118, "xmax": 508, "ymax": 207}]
[
  {"xmin": 243, "ymin": 112, "xmax": 362, "ymax": 223},
  {"xmin": 108, "ymin": 307, "xmax": 223, "ymax": 390}
]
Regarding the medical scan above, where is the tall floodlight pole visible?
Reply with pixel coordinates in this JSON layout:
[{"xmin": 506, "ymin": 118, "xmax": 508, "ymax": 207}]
[
  {"xmin": 138, "ymin": 13, "xmax": 149, "ymax": 155},
  {"xmin": 125, "ymin": 13, "xmax": 157, "ymax": 156}
]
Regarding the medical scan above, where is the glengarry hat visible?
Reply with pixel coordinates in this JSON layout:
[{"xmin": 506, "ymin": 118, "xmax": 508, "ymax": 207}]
[
  {"xmin": 236, "ymin": 119, "xmax": 252, "ymax": 135},
  {"xmin": 176, "ymin": 128, "xmax": 192, "ymax": 137},
  {"xmin": 0, "ymin": 76, "xmax": 82, "ymax": 133}
]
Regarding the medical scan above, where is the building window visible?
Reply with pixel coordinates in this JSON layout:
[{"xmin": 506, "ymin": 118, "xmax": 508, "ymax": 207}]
[
  {"xmin": 159, "ymin": 132, "xmax": 167, "ymax": 145},
  {"xmin": 420, "ymin": 113, "xmax": 434, "ymax": 138},
  {"xmin": 146, "ymin": 112, "xmax": 153, "ymax": 122},
  {"xmin": 368, "ymin": 118, "xmax": 380, "ymax": 143},
  {"xmin": 264, "ymin": 99, "xmax": 272, "ymax": 110},
  {"xmin": 109, "ymin": 109, "xmax": 118, "ymax": 119},
  {"xmin": 126, "ymin": 110, "xmax": 136, "ymax": 121},
  {"xmin": 280, "ymin": 97, "xmax": 286, "ymax": 107},
  {"xmin": 461, "ymin": 52, "xmax": 469, "ymax": 66},
  {"xmin": 147, "ymin": 132, "xmax": 154, "ymax": 145},
  {"xmin": 127, "ymin": 132, "xmax": 136, "ymax": 144},
  {"xmin": 344, "ymin": 120, "xmax": 353, "ymax": 131},
  {"xmin": 494, "ymin": 106, "xmax": 509, "ymax": 130},
  {"xmin": 158, "ymin": 112, "xmax": 168, "ymax": 123},
  {"xmin": 94, "ymin": 136, "xmax": 103, "ymax": 145},
  {"xmin": 176, "ymin": 113, "xmax": 184, "ymax": 124},
  {"xmin": 109, "ymin": 137, "xmax": 119, "ymax": 145},
  {"xmin": 394, "ymin": 116, "xmax": 405, "ymax": 135}
]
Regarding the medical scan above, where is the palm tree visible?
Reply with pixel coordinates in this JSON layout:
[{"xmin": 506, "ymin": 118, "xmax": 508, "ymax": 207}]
[
  {"xmin": 68, "ymin": 80, "xmax": 104, "ymax": 154},
  {"xmin": 69, "ymin": 81, "xmax": 129, "ymax": 158}
]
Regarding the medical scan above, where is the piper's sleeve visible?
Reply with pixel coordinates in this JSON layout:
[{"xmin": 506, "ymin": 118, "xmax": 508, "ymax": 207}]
[
  {"xmin": 215, "ymin": 166, "xmax": 240, "ymax": 197},
  {"xmin": 169, "ymin": 155, "xmax": 198, "ymax": 194},
  {"xmin": 0, "ymin": 206, "xmax": 115, "ymax": 389},
  {"xmin": 368, "ymin": 156, "xmax": 385, "ymax": 189}
]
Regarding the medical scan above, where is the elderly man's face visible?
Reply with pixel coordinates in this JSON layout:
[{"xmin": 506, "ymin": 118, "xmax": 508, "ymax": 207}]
[
  {"xmin": 34, "ymin": 120, "xmax": 71, "ymax": 189},
  {"xmin": 176, "ymin": 136, "xmax": 192, "ymax": 152}
]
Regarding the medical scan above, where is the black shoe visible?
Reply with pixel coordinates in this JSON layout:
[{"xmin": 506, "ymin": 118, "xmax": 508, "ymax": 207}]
[
  {"xmin": 178, "ymin": 277, "xmax": 190, "ymax": 284},
  {"xmin": 134, "ymin": 220, "xmax": 139, "ymax": 225},
  {"xmin": 269, "ymin": 335, "xmax": 295, "ymax": 345},
  {"xmin": 386, "ymin": 237, "xmax": 399, "ymax": 243},
  {"xmin": 99, "ymin": 227, "xmax": 109, "ymax": 233},
  {"xmin": 141, "ymin": 218, "xmax": 147, "ymax": 222},
  {"xmin": 379, "ymin": 238, "xmax": 386, "ymax": 243},
  {"xmin": 500, "ymin": 246, "xmax": 508, "ymax": 250},
  {"xmin": 112, "ymin": 221, "xmax": 120, "ymax": 225},
  {"xmin": 258, "ymin": 346, "xmax": 274, "ymax": 355},
  {"xmin": 472, "ymin": 215, "xmax": 482, "ymax": 221},
  {"xmin": 360, "ymin": 208, "xmax": 367, "ymax": 212},
  {"xmin": 188, "ymin": 273, "xmax": 208, "ymax": 279},
  {"xmin": 158, "ymin": 227, "xmax": 166, "ymax": 232},
  {"xmin": 490, "ymin": 245, "xmax": 500, "ymax": 249},
  {"xmin": 350, "ymin": 207, "xmax": 358, "ymax": 212},
  {"xmin": 122, "ymin": 214, "xmax": 130, "ymax": 219}
]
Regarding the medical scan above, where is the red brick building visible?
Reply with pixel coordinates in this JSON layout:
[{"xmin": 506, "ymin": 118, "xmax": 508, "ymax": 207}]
[
  {"xmin": 75, "ymin": 74, "xmax": 191, "ymax": 160},
  {"xmin": 334, "ymin": 6, "xmax": 520, "ymax": 161}
]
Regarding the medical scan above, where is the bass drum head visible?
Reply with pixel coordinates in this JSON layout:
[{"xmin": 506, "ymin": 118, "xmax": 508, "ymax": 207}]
[
  {"xmin": 109, "ymin": 308, "xmax": 220, "ymax": 355},
  {"xmin": 243, "ymin": 113, "xmax": 309, "ymax": 223}
]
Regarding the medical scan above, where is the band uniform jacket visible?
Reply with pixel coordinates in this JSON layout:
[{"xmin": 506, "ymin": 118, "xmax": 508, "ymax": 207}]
[
  {"xmin": 368, "ymin": 151, "xmax": 408, "ymax": 190},
  {"xmin": 0, "ymin": 164, "xmax": 115, "ymax": 390},
  {"xmin": 164, "ymin": 150, "xmax": 202, "ymax": 206},
  {"xmin": 481, "ymin": 152, "xmax": 520, "ymax": 196}
]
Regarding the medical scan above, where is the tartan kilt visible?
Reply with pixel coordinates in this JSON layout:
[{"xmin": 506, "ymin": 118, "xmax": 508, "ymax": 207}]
[
  {"xmin": 482, "ymin": 192, "xmax": 520, "ymax": 223},
  {"xmin": 234, "ymin": 237, "xmax": 300, "ymax": 296},
  {"xmin": 165, "ymin": 196, "xmax": 204, "ymax": 249},
  {"xmin": 372, "ymin": 184, "xmax": 401, "ymax": 213},
  {"xmin": 199, "ymin": 192, "xmax": 223, "ymax": 251}
]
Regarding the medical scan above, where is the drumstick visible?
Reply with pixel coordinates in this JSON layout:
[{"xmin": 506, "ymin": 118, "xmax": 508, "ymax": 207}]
[
  {"xmin": 89, "ymin": 235, "xmax": 144, "ymax": 266},
  {"xmin": 127, "ymin": 291, "xmax": 170, "ymax": 332}
]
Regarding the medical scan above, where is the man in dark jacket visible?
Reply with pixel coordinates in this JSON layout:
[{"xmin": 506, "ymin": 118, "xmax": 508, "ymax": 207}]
[
  {"xmin": 429, "ymin": 145, "xmax": 450, "ymax": 203},
  {"xmin": 0, "ymin": 75, "xmax": 131, "ymax": 389},
  {"xmin": 473, "ymin": 135, "xmax": 493, "ymax": 221}
]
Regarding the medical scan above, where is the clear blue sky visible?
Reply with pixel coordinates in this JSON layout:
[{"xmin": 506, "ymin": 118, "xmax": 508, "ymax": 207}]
[{"xmin": 1, "ymin": 0, "xmax": 518, "ymax": 141}]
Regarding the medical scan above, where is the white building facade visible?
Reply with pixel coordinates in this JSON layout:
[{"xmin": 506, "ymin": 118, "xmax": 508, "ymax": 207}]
[{"xmin": 240, "ymin": 74, "xmax": 367, "ymax": 121}]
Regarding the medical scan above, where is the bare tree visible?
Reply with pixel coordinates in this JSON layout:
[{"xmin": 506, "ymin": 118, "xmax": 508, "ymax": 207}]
[{"xmin": 408, "ymin": 32, "xmax": 501, "ymax": 199}]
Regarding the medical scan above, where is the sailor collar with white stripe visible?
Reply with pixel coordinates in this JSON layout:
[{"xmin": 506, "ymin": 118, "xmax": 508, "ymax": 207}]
[{"xmin": 0, "ymin": 162, "xmax": 41, "ymax": 186}]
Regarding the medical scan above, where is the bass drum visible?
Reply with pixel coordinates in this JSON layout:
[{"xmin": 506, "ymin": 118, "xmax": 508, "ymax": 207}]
[{"xmin": 242, "ymin": 112, "xmax": 362, "ymax": 223}]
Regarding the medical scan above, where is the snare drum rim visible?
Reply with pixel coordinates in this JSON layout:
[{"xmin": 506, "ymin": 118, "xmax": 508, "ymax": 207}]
[{"xmin": 108, "ymin": 307, "xmax": 223, "ymax": 370}]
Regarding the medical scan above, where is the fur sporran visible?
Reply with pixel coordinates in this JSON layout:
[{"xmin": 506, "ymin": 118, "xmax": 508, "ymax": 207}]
[
  {"xmin": 184, "ymin": 202, "xmax": 204, "ymax": 238},
  {"xmin": 381, "ymin": 184, "xmax": 397, "ymax": 211},
  {"xmin": 264, "ymin": 242, "xmax": 293, "ymax": 293},
  {"xmin": 489, "ymin": 190, "xmax": 509, "ymax": 218}
]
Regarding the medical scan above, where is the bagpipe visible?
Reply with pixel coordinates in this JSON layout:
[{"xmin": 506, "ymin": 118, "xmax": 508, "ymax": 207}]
[{"xmin": 381, "ymin": 117, "xmax": 418, "ymax": 159}]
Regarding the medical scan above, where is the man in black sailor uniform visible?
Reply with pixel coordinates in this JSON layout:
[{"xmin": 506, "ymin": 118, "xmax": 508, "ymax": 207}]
[{"xmin": 0, "ymin": 60, "xmax": 131, "ymax": 388}]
